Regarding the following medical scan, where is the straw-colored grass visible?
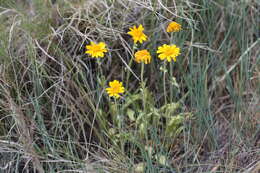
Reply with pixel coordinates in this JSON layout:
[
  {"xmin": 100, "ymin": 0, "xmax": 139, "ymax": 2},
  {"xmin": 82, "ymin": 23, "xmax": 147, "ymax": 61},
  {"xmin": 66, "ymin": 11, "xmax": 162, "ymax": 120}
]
[{"xmin": 0, "ymin": 0, "xmax": 259, "ymax": 172}]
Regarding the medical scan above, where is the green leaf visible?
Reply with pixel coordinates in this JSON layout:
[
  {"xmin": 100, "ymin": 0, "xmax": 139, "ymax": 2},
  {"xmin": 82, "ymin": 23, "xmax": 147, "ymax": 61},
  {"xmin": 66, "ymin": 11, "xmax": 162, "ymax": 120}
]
[
  {"xmin": 160, "ymin": 65, "xmax": 168, "ymax": 73},
  {"xmin": 134, "ymin": 162, "xmax": 146, "ymax": 173},
  {"xmin": 155, "ymin": 154, "xmax": 169, "ymax": 166},
  {"xmin": 108, "ymin": 128, "xmax": 116, "ymax": 136},
  {"xmin": 136, "ymin": 112, "xmax": 146, "ymax": 124},
  {"xmin": 160, "ymin": 102, "xmax": 180, "ymax": 117},
  {"xmin": 139, "ymin": 123, "xmax": 147, "ymax": 136},
  {"xmin": 109, "ymin": 103, "xmax": 117, "ymax": 116},
  {"xmin": 127, "ymin": 108, "xmax": 135, "ymax": 121},
  {"xmin": 145, "ymin": 146, "xmax": 153, "ymax": 158},
  {"xmin": 122, "ymin": 93, "xmax": 142, "ymax": 110},
  {"xmin": 165, "ymin": 115, "xmax": 184, "ymax": 136},
  {"xmin": 170, "ymin": 76, "xmax": 180, "ymax": 89}
]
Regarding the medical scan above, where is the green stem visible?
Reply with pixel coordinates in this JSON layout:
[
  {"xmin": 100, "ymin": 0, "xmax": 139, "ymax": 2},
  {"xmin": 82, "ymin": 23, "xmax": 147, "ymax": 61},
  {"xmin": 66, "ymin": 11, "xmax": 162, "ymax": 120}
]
[
  {"xmin": 170, "ymin": 62, "xmax": 173, "ymax": 102},
  {"xmin": 141, "ymin": 62, "xmax": 144, "ymax": 83},
  {"xmin": 141, "ymin": 63, "xmax": 146, "ymax": 111},
  {"xmin": 114, "ymin": 99, "xmax": 124, "ymax": 153},
  {"xmin": 97, "ymin": 59, "xmax": 104, "ymax": 79},
  {"xmin": 169, "ymin": 32, "xmax": 174, "ymax": 102},
  {"xmin": 114, "ymin": 99, "xmax": 120, "ymax": 129},
  {"xmin": 163, "ymin": 61, "xmax": 167, "ymax": 104}
]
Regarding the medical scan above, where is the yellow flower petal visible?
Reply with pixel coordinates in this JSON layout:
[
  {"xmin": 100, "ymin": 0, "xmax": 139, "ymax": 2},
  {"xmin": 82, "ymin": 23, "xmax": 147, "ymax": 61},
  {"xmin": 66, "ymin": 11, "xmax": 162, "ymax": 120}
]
[
  {"xmin": 157, "ymin": 44, "xmax": 180, "ymax": 62},
  {"xmin": 85, "ymin": 41, "xmax": 107, "ymax": 58},
  {"xmin": 134, "ymin": 49, "xmax": 151, "ymax": 64},
  {"xmin": 106, "ymin": 80, "xmax": 125, "ymax": 98},
  {"xmin": 127, "ymin": 24, "xmax": 147, "ymax": 44},
  {"xmin": 166, "ymin": 21, "xmax": 182, "ymax": 33}
]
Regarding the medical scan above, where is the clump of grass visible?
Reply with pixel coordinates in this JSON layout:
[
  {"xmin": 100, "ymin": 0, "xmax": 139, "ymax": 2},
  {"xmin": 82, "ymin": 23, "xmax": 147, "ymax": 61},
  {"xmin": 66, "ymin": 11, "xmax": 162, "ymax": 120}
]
[{"xmin": 0, "ymin": 0, "xmax": 259, "ymax": 172}]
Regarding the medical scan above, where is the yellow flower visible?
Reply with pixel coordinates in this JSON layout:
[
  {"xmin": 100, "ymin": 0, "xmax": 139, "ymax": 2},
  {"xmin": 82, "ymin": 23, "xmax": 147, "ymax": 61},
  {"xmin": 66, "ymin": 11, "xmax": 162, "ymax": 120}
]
[
  {"xmin": 85, "ymin": 41, "xmax": 107, "ymax": 58},
  {"xmin": 127, "ymin": 24, "xmax": 147, "ymax": 44},
  {"xmin": 134, "ymin": 49, "xmax": 151, "ymax": 64},
  {"xmin": 166, "ymin": 21, "xmax": 181, "ymax": 32},
  {"xmin": 106, "ymin": 80, "xmax": 125, "ymax": 98},
  {"xmin": 157, "ymin": 44, "xmax": 180, "ymax": 62}
]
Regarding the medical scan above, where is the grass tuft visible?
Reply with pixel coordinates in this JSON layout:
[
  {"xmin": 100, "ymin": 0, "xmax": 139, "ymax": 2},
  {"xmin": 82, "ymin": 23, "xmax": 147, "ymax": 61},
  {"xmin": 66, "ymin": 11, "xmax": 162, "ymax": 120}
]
[{"xmin": 0, "ymin": 0, "xmax": 259, "ymax": 172}]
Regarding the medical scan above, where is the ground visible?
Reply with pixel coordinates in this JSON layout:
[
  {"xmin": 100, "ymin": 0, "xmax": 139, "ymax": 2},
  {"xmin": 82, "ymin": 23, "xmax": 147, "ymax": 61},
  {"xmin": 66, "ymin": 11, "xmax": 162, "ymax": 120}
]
[{"xmin": 0, "ymin": 0, "xmax": 259, "ymax": 172}]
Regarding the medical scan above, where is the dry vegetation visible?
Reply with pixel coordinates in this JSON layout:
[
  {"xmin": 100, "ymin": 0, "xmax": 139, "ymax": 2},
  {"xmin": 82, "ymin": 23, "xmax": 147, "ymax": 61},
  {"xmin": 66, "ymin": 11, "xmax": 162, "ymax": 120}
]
[{"xmin": 0, "ymin": 0, "xmax": 259, "ymax": 172}]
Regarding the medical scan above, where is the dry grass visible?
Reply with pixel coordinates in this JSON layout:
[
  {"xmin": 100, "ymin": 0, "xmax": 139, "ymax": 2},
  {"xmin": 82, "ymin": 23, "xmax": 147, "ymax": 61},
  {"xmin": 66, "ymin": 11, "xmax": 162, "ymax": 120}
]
[{"xmin": 0, "ymin": 0, "xmax": 259, "ymax": 172}]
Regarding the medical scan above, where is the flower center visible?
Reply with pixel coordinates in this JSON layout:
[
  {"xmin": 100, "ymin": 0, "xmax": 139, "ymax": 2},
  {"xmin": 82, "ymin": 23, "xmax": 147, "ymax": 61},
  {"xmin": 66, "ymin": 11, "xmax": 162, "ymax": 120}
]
[
  {"xmin": 111, "ymin": 86, "xmax": 120, "ymax": 92},
  {"xmin": 164, "ymin": 48, "xmax": 176, "ymax": 57},
  {"xmin": 135, "ymin": 31, "xmax": 143, "ymax": 38},
  {"xmin": 92, "ymin": 45, "xmax": 102, "ymax": 52}
]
